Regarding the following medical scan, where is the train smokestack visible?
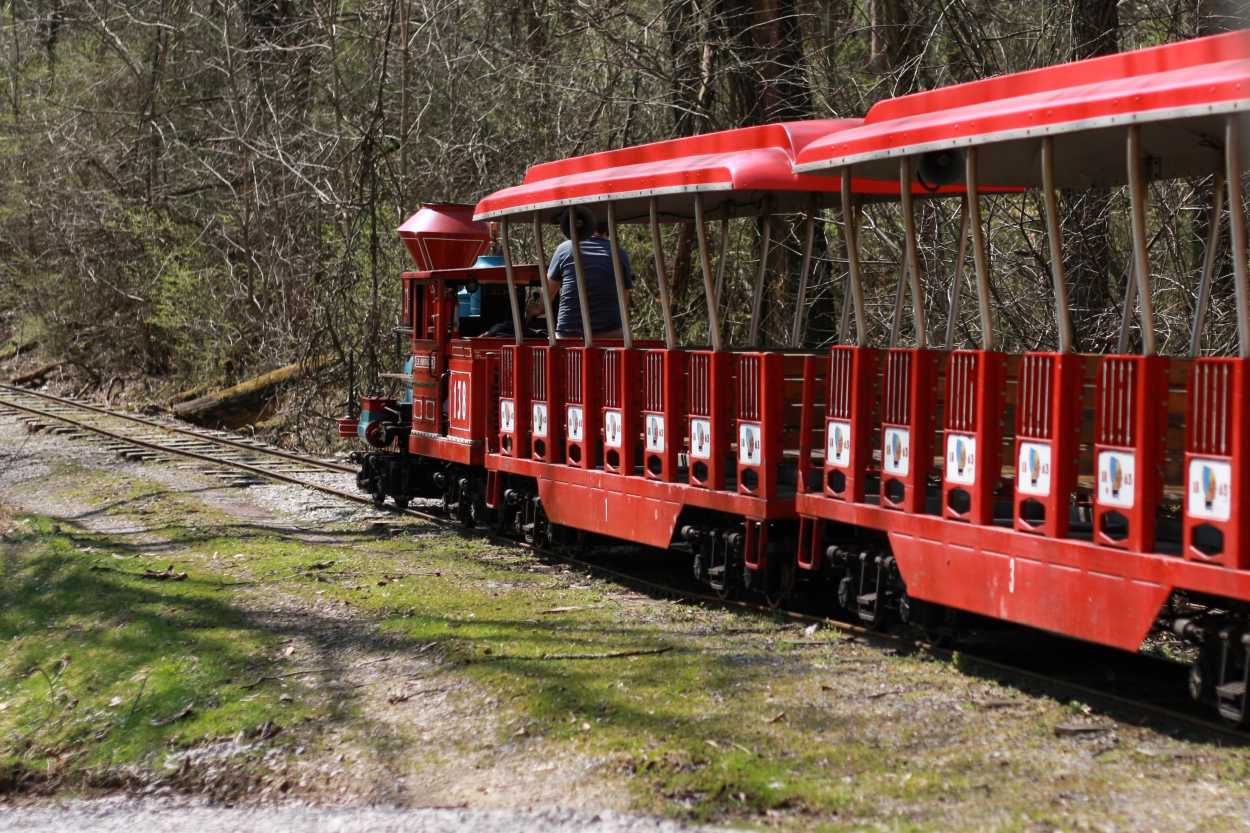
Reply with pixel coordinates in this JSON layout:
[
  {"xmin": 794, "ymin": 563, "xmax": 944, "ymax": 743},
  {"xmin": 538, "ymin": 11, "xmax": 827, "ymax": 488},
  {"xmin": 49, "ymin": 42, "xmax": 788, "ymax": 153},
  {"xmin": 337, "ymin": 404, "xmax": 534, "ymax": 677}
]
[{"xmin": 396, "ymin": 203, "xmax": 491, "ymax": 271}]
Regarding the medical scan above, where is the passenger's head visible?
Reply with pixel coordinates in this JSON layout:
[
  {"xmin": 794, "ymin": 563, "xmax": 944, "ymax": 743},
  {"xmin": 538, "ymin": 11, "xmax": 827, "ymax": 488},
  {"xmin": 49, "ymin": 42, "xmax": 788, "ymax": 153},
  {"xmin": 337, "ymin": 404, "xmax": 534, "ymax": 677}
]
[{"xmin": 557, "ymin": 206, "xmax": 596, "ymax": 240}]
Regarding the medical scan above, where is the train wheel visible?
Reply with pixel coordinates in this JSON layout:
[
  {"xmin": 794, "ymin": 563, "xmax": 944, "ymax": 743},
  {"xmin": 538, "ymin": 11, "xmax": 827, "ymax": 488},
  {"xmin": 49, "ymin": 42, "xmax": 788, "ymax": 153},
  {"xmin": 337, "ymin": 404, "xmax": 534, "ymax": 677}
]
[
  {"xmin": 393, "ymin": 496, "xmax": 410, "ymax": 510},
  {"xmin": 455, "ymin": 499, "xmax": 475, "ymax": 529},
  {"xmin": 1188, "ymin": 640, "xmax": 1219, "ymax": 705}
]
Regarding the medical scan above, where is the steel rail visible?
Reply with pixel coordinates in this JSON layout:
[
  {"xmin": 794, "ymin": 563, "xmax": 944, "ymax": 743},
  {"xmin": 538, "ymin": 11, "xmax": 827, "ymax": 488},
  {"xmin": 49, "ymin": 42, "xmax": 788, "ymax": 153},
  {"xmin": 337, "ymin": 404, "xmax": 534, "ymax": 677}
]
[
  {"xmin": 0, "ymin": 383, "xmax": 355, "ymax": 474},
  {"xmin": 0, "ymin": 387, "xmax": 1244, "ymax": 743}
]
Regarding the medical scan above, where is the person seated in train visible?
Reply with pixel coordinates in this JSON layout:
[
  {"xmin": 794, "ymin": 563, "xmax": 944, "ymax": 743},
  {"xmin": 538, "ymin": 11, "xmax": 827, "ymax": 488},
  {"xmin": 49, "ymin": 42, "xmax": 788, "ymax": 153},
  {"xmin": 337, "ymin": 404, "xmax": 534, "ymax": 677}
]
[
  {"xmin": 547, "ymin": 207, "xmax": 632, "ymax": 339},
  {"xmin": 482, "ymin": 289, "xmax": 547, "ymax": 338}
]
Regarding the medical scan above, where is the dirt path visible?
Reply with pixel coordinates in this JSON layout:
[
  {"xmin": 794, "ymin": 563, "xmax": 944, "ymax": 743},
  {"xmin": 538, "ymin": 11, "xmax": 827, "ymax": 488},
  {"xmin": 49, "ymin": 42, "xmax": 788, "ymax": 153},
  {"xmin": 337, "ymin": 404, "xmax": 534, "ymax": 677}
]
[{"xmin": 0, "ymin": 797, "xmax": 733, "ymax": 833}]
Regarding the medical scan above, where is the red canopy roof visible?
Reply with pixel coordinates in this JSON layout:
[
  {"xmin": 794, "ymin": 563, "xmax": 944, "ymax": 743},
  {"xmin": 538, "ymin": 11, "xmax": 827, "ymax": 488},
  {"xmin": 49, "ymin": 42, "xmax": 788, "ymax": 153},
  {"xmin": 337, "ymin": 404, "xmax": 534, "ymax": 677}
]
[
  {"xmin": 473, "ymin": 120, "xmax": 935, "ymax": 223},
  {"xmin": 795, "ymin": 31, "xmax": 1250, "ymax": 188}
]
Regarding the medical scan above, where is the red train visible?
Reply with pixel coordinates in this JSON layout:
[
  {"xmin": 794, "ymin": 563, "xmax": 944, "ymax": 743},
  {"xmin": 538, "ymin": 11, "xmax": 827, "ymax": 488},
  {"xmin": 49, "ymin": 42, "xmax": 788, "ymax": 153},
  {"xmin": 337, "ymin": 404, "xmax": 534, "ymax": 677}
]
[{"xmin": 342, "ymin": 32, "xmax": 1250, "ymax": 724}]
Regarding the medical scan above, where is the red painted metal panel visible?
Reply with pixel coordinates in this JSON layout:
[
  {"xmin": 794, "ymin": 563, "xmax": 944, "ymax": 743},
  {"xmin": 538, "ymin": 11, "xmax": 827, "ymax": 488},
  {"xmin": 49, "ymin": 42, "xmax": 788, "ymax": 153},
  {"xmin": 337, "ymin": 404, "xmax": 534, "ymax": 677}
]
[
  {"xmin": 823, "ymin": 346, "xmax": 879, "ymax": 503},
  {"xmin": 942, "ymin": 350, "xmax": 1005, "ymax": 524},
  {"xmin": 564, "ymin": 347, "xmax": 603, "ymax": 469},
  {"xmin": 642, "ymin": 349, "xmax": 687, "ymax": 482},
  {"xmin": 1092, "ymin": 355, "xmax": 1167, "ymax": 552},
  {"xmin": 603, "ymin": 348, "xmax": 641, "ymax": 475},
  {"xmin": 736, "ymin": 353, "xmax": 782, "ymax": 499},
  {"xmin": 796, "ymin": 516, "xmax": 825, "ymax": 571},
  {"xmin": 794, "ymin": 492, "xmax": 1201, "ymax": 651},
  {"xmin": 409, "ymin": 432, "xmax": 478, "ymax": 466},
  {"xmin": 447, "ymin": 355, "xmax": 485, "ymax": 442},
  {"xmin": 489, "ymin": 452, "xmax": 795, "ymax": 521},
  {"xmin": 529, "ymin": 344, "xmax": 565, "ymax": 463},
  {"xmin": 497, "ymin": 345, "xmax": 531, "ymax": 458},
  {"xmin": 536, "ymin": 478, "xmax": 682, "ymax": 549},
  {"xmin": 888, "ymin": 530, "xmax": 1169, "ymax": 652},
  {"xmin": 880, "ymin": 348, "xmax": 941, "ymax": 513},
  {"xmin": 688, "ymin": 351, "xmax": 733, "ymax": 491},
  {"xmin": 1014, "ymin": 352, "xmax": 1084, "ymax": 538},
  {"xmin": 1184, "ymin": 357, "xmax": 1250, "ymax": 569},
  {"xmin": 742, "ymin": 519, "xmax": 769, "ymax": 571}
]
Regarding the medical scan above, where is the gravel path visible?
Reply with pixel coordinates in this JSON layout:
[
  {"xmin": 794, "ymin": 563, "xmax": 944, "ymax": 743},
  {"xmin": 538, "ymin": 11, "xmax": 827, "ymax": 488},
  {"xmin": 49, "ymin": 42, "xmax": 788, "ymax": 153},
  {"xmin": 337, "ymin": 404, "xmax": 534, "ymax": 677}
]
[{"xmin": 0, "ymin": 799, "xmax": 736, "ymax": 833}]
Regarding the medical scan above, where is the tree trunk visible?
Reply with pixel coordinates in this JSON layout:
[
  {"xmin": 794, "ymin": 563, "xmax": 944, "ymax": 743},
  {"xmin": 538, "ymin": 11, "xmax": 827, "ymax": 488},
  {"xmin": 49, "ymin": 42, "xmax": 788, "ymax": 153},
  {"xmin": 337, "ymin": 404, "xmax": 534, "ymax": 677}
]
[
  {"xmin": 172, "ymin": 356, "xmax": 336, "ymax": 429},
  {"xmin": 1061, "ymin": 0, "xmax": 1119, "ymax": 352},
  {"xmin": 1189, "ymin": 0, "xmax": 1243, "ymax": 342}
]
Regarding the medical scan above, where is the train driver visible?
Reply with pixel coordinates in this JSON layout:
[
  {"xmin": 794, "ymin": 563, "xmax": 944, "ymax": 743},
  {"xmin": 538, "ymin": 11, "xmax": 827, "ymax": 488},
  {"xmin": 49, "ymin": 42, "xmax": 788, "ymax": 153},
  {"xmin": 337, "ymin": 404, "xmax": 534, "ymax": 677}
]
[{"xmin": 547, "ymin": 207, "xmax": 632, "ymax": 339}]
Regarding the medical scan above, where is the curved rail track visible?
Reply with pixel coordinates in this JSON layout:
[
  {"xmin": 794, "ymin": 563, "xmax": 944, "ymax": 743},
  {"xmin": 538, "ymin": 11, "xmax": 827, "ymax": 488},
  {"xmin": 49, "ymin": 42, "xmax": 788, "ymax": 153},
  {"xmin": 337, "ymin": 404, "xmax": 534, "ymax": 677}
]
[{"xmin": 0, "ymin": 382, "xmax": 1245, "ymax": 744}]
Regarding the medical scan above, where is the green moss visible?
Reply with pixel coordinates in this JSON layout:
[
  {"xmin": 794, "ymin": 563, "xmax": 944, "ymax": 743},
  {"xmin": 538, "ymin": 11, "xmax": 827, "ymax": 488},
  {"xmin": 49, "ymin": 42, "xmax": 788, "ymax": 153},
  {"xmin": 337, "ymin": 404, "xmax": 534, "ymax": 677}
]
[{"xmin": 0, "ymin": 515, "xmax": 313, "ymax": 777}]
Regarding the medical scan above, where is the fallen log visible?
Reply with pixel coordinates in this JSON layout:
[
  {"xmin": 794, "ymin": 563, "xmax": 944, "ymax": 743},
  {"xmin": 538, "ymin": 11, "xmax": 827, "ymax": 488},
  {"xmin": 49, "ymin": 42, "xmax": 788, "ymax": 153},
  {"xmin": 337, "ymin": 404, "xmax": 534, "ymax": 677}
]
[
  {"xmin": 165, "ymin": 381, "xmax": 213, "ymax": 406},
  {"xmin": 8, "ymin": 362, "xmax": 63, "ymax": 386},
  {"xmin": 171, "ymin": 355, "xmax": 335, "ymax": 429}
]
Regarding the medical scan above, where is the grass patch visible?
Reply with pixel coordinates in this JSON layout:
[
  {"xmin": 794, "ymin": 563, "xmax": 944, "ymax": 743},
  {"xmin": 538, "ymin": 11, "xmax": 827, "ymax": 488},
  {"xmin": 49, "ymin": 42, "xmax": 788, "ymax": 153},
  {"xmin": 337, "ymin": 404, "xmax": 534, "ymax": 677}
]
[{"xmin": 0, "ymin": 514, "xmax": 312, "ymax": 787}]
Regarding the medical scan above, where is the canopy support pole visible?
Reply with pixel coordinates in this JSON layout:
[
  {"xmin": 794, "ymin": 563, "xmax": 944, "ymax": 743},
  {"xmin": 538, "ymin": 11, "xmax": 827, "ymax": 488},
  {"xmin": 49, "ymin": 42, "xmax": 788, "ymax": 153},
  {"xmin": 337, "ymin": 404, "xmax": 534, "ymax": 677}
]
[
  {"xmin": 1040, "ymin": 137, "xmax": 1074, "ymax": 353},
  {"xmin": 889, "ymin": 263, "xmax": 907, "ymax": 348},
  {"xmin": 1126, "ymin": 125, "xmax": 1157, "ymax": 356},
  {"xmin": 1117, "ymin": 263, "xmax": 1136, "ymax": 355},
  {"xmin": 791, "ymin": 209, "xmax": 816, "ymax": 348},
  {"xmin": 899, "ymin": 156, "xmax": 927, "ymax": 348},
  {"xmin": 965, "ymin": 147, "xmax": 994, "ymax": 351},
  {"xmin": 944, "ymin": 198, "xmax": 970, "ymax": 351},
  {"xmin": 714, "ymin": 217, "xmax": 729, "ymax": 306},
  {"xmin": 606, "ymin": 202, "xmax": 632, "ymax": 348},
  {"xmin": 500, "ymin": 218, "xmax": 524, "ymax": 347},
  {"xmin": 1190, "ymin": 170, "xmax": 1226, "ymax": 357},
  {"xmin": 838, "ymin": 271, "xmax": 853, "ymax": 344},
  {"xmin": 749, "ymin": 214, "xmax": 773, "ymax": 347},
  {"xmin": 1226, "ymin": 117, "xmax": 1250, "ymax": 358},
  {"xmin": 567, "ymin": 209, "xmax": 594, "ymax": 347},
  {"xmin": 841, "ymin": 169, "xmax": 867, "ymax": 346},
  {"xmin": 532, "ymin": 214, "xmax": 557, "ymax": 347},
  {"xmin": 693, "ymin": 194, "xmax": 723, "ymax": 351},
  {"xmin": 648, "ymin": 198, "xmax": 678, "ymax": 350}
]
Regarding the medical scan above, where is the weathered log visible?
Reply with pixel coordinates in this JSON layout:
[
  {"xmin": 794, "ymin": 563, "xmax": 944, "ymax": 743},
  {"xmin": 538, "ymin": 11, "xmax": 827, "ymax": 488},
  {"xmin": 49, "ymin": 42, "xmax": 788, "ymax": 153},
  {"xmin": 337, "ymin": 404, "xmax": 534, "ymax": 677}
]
[
  {"xmin": 8, "ymin": 362, "xmax": 63, "ymax": 386},
  {"xmin": 166, "ymin": 381, "xmax": 214, "ymax": 406},
  {"xmin": 172, "ymin": 355, "xmax": 335, "ymax": 428}
]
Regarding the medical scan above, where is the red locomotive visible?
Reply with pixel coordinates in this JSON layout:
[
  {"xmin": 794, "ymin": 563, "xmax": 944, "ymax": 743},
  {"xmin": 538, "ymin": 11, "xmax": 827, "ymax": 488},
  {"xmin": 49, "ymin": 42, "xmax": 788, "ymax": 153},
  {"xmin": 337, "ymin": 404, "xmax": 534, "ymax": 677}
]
[{"xmin": 343, "ymin": 32, "xmax": 1250, "ymax": 725}]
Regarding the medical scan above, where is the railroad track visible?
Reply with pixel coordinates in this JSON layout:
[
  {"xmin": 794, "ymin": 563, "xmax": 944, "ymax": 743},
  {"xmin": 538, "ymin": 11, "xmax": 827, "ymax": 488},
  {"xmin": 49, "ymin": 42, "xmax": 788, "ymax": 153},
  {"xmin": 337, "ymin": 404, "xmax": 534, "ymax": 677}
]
[
  {"xmin": 0, "ymin": 383, "xmax": 359, "ymax": 496},
  {"xmin": 0, "ymin": 382, "xmax": 1244, "ymax": 743}
]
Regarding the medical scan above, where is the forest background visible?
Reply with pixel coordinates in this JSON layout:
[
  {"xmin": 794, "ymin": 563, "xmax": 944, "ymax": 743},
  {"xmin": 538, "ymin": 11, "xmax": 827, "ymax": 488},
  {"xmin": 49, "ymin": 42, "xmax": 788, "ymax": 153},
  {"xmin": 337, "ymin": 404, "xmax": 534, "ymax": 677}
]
[{"xmin": 0, "ymin": 0, "xmax": 1244, "ymax": 444}]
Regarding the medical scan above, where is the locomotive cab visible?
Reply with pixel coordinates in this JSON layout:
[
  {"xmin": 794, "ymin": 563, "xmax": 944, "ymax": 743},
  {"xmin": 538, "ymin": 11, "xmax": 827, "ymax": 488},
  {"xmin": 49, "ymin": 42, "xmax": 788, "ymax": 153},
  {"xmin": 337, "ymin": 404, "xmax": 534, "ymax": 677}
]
[
  {"xmin": 346, "ymin": 203, "xmax": 541, "ymax": 510},
  {"xmin": 404, "ymin": 261, "xmax": 541, "ymax": 442}
]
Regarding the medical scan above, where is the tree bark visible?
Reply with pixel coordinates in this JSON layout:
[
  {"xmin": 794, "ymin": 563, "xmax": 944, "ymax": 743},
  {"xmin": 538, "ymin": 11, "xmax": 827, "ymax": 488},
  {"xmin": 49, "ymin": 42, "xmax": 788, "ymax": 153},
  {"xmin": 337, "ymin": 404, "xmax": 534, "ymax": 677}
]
[
  {"xmin": 172, "ymin": 356, "xmax": 336, "ymax": 428},
  {"xmin": 1061, "ymin": 0, "xmax": 1120, "ymax": 352}
]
